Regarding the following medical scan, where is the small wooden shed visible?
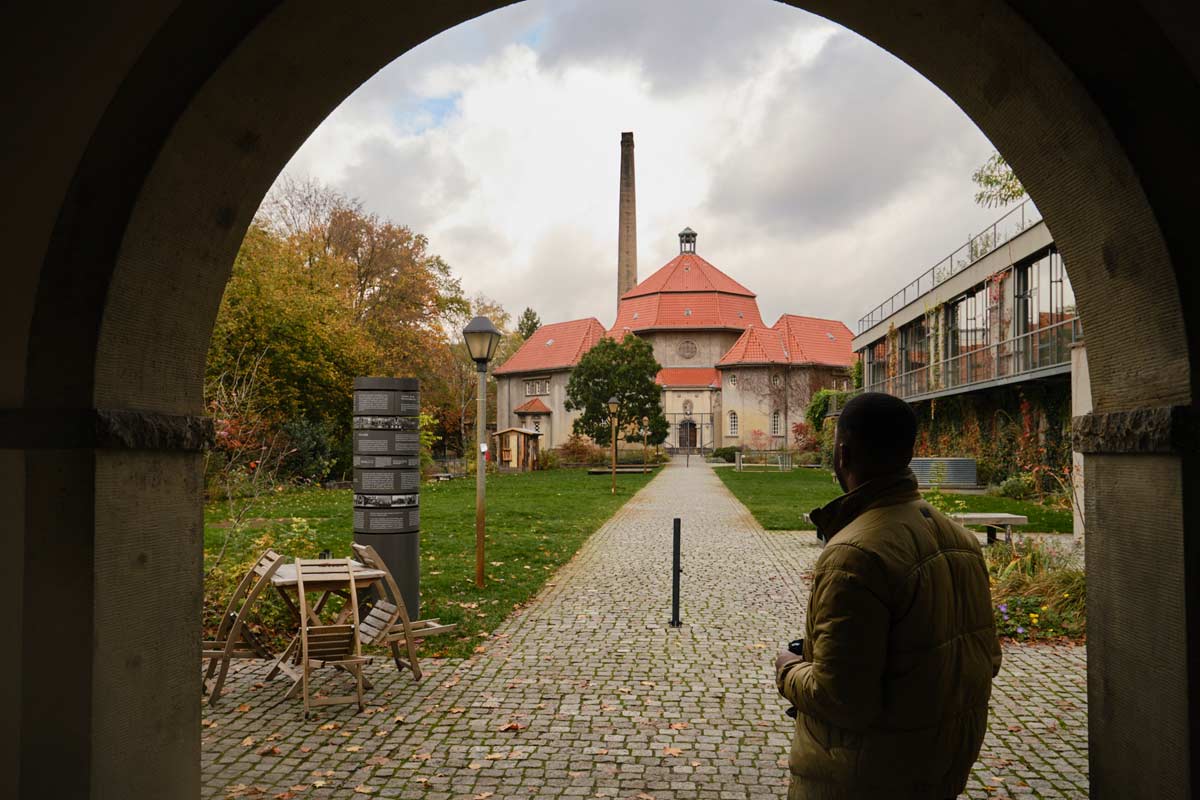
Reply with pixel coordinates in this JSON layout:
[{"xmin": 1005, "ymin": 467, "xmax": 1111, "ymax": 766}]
[{"xmin": 491, "ymin": 427, "xmax": 542, "ymax": 471}]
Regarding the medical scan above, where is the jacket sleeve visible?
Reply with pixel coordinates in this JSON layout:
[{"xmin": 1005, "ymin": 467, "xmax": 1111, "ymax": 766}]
[{"xmin": 779, "ymin": 548, "xmax": 890, "ymax": 732}]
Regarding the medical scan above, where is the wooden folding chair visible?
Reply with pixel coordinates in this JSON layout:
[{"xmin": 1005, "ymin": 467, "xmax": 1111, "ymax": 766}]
[
  {"xmin": 293, "ymin": 558, "xmax": 373, "ymax": 717},
  {"xmin": 202, "ymin": 549, "xmax": 283, "ymax": 705},
  {"xmin": 351, "ymin": 543, "xmax": 455, "ymax": 681}
]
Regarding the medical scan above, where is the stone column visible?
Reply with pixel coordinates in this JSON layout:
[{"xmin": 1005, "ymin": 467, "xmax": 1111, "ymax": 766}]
[
  {"xmin": 1073, "ymin": 407, "xmax": 1200, "ymax": 797},
  {"xmin": 1, "ymin": 409, "xmax": 212, "ymax": 799}
]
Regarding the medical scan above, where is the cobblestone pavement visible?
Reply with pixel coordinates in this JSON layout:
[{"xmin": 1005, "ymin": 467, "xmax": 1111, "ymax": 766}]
[{"xmin": 202, "ymin": 459, "xmax": 1088, "ymax": 799}]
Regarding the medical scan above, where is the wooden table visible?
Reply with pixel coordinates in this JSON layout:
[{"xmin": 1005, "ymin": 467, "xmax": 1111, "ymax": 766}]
[
  {"xmin": 951, "ymin": 512, "xmax": 1028, "ymax": 545},
  {"xmin": 267, "ymin": 560, "xmax": 388, "ymax": 688}
]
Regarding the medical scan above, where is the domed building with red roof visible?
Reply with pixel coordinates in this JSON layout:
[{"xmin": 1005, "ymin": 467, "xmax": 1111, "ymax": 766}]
[
  {"xmin": 496, "ymin": 229, "xmax": 855, "ymax": 451},
  {"xmin": 494, "ymin": 131, "xmax": 853, "ymax": 451}
]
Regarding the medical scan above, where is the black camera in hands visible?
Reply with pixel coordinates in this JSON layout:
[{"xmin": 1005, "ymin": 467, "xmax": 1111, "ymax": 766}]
[{"xmin": 784, "ymin": 638, "xmax": 804, "ymax": 719}]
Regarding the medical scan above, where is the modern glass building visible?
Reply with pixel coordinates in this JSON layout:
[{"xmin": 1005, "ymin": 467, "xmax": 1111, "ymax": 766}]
[{"xmin": 853, "ymin": 199, "xmax": 1081, "ymax": 402}]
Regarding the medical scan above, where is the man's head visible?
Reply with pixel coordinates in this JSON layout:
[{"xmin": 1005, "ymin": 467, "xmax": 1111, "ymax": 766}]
[{"xmin": 833, "ymin": 392, "xmax": 918, "ymax": 492}]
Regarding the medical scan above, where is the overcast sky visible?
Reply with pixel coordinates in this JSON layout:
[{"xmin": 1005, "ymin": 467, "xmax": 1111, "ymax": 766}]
[{"xmin": 277, "ymin": 0, "xmax": 1006, "ymax": 332}]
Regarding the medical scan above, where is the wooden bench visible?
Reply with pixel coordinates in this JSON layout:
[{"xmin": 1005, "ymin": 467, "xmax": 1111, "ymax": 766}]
[{"xmin": 950, "ymin": 512, "xmax": 1028, "ymax": 545}]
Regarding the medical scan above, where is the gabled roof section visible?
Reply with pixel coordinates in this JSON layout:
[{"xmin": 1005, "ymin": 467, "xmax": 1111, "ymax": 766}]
[
  {"xmin": 773, "ymin": 315, "xmax": 855, "ymax": 367},
  {"xmin": 717, "ymin": 316, "xmax": 854, "ymax": 368},
  {"xmin": 494, "ymin": 318, "xmax": 607, "ymax": 375},
  {"xmin": 622, "ymin": 252, "xmax": 754, "ymax": 299},
  {"xmin": 656, "ymin": 367, "xmax": 722, "ymax": 389},
  {"xmin": 513, "ymin": 397, "xmax": 552, "ymax": 414},
  {"xmin": 716, "ymin": 326, "xmax": 790, "ymax": 367}
]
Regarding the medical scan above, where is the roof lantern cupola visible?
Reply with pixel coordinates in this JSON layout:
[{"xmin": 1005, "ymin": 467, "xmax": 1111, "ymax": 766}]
[{"xmin": 679, "ymin": 227, "xmax": 697, "ymax": 254}]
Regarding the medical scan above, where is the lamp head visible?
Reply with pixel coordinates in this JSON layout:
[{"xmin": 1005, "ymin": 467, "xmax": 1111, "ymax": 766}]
[
  {"xmin": 607, "ymin": 396, "xmax": 620, "ymax": 415},
  {"xmin": 463, "ymin": 316, "xmax": 502, "ymax": 365}
]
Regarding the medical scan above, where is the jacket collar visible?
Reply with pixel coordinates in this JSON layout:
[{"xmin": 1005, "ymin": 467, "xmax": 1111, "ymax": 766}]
[{"xmin": 810, "ymin": 469, "xmax": 921, "ymax": 545}]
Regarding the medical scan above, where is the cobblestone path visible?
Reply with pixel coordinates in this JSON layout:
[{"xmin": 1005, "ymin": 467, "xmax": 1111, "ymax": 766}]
[{"xmin": 203, "ymin": 459, "xmax": 1089, "ymax": 799}]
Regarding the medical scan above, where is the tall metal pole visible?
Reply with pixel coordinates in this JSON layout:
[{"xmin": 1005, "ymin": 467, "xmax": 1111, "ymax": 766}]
[
  {"xmin": 610, "ymin": 415, "xmax": 617, "ymax": 494},
  {"xmin": 670, "ymin": 517, "xmax": 682, "ymax": 627},
  {"xmin": 475, "ymin": 364, "xmax": 487, "ymax": 588}
]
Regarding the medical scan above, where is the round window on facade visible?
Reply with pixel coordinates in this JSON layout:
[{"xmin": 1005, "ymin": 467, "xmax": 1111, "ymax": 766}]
[{"xmin": 678, "ymin": 339, "xmax": 698, "ymax": 360}]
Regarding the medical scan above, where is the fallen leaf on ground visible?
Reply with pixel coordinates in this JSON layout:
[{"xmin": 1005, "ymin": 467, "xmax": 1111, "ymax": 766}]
[
  {"xmin": 449, "ymin": 707, "xmax": 466, "ymax": 713},
  {"xmin": 318, "ymin": 722, "xmax": 339, "ymax": 731},
  {"xmin": 498, "ymin": 721, "xmax": 525, "ymax": 732},
  {"xmin": 256, "ymin": 745, "xmax": 282, "ymax": 757},
  {"xmin": 669, "ymin": 722, "xmax": 689, "ymax": 730},
  {"xmin": 661, "ymin": 747, "xmax": 683, "ymax": 756},
  {"xmin": 410, "ymin": 752, "xmax": 432, "ymax": 760},
  {"xmin": 364, "ymin": 755, "xmax": 390, "ymax": 766},
  {"xmin": 468, "ymin": 761, "xmax": 484, "ymax": 770},
  {"xmin": 343, "ymin": 745, "xmax": 362, "ymax": 752},
  {"xmin": 353, "ymin": 786, "xmax": 375, "ymax": 795},
  {"xmin": 240, "ymin": 736, "xmax": 256, "ymax": 747},
  {"xmin": 473, "ymin": 793, "xmax": 494, "ymax": 800},
  {"xmin": 236, "ymin": 703, "xmax": 252, "ymax": 713}
]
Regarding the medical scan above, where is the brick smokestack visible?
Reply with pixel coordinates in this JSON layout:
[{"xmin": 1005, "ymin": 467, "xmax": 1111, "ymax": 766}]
[{"xmin": 617, "ymin": 132, "xmax": 638, "ymax": 305}]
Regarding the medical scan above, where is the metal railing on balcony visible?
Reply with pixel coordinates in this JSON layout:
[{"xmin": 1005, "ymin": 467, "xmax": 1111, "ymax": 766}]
[
  {"xmin": 864, "ymin": 317, "xmax": 1082, "ymax": 401},
  {"xmin": 857, "ymin": 198, "xmax": 1044, "ymax": 333}
]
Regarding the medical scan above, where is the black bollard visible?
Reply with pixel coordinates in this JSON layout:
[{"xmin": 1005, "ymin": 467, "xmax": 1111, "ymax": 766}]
[{"xmin": 670, "ymin": 517, "xmax": 682, "ymax": 627}]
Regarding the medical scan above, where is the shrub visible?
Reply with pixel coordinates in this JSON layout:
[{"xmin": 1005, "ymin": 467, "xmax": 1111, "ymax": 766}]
[
  {"xmin": 557, "ymin": 433, "xmax": 607, "ymax": 465},
  {"xmin": 999, "ymin": 472, "xmax": 1037, "ymax": 500},
  {"xmin": 280, "ymin": 418, "xmax": 335, "ymax": 483},
  {"xmin": 794, "ymin": 451, "xmax": 821, "ymax": 466},
  {"xmin": 987, "ymin": 537, "xmax": 1085, "ymax": 641},
  {"xmin": 713, "ymin": 446, "xmax": 738, "ymax": 463},
  {"xmin": 791, "ymin": 422, "xmax": 819, "ymax": 453},
  {"xmin": 538, "ymin": 449, "xmax": 561, "ymax": 470}
]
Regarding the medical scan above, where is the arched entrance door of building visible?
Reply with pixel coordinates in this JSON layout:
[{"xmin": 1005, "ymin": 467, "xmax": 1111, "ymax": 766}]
[
  {"xmin": 679, "ymin": 419, "xmax": 698, "ymax": 450},
  {"xmin": 3, "ymin": 2, "xmax": 1198, "ymax": 798}
]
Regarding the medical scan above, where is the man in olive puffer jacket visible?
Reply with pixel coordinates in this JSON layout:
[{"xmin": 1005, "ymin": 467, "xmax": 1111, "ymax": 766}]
[{"xmin": 775, "ymin": 393, "xmax": 1002, "ymax": 800}]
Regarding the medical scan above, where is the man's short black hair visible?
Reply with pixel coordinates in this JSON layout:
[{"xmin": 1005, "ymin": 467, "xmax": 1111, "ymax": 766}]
[{"xmin": 836, "ymin": 392, "xmax": 918, "ymax": 471}]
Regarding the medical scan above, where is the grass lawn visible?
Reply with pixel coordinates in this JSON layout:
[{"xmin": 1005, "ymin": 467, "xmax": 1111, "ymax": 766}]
[
  {"xmin": 204, "ymin": 468, "xmax": 655, "ymax": 659},
  {"xmin": 715, "ymin": 467, "xmax": 1074, "ymax": 533}
]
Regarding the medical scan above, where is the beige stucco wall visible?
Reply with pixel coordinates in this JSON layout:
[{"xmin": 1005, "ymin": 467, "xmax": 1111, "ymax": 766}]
[
  {"xmin": 640, "ymin": 330, "xmax": 741, "ymax": 369},
  {"xmin": 719, "ymin": 365, "xmax": 849, "ymax": 448},
  {"xmin": 496, "ymin": 370, "xmax": 581, "ymax": 449}
]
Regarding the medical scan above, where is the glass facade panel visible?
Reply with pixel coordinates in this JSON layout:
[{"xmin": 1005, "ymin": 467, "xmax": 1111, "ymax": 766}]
[{"xmin": 855, "ymin": 245, "xmax": 1078, "ymax": 401}]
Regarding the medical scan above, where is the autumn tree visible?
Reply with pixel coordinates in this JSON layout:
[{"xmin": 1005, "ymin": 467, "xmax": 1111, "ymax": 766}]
[
  {"xmin": 971, "ymin": 152, "xmax": 1026, "ymax": 208},
  {"xmin": 516, "ymin": 307, "xmax": 541, "ymax": 340},
  {"xmin": 565, "ymin": 334, "xmax": 668, "ymax": 446}
]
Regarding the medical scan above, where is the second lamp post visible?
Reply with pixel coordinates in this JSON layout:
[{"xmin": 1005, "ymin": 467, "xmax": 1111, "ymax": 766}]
[
  {"xmin": 608, "ymin": 396, "xmax": 619, "ymax": 495},
  {"xmin": 463, "ymin": 315, "xmax": 502, "ymax": 588}
]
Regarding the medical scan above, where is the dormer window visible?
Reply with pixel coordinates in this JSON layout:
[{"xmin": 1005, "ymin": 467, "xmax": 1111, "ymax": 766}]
[
  {"xmin": 684, "ymin": 309, "xmax": 692, "ymax": 316},
  {"xmin": 545, "ymin": 338, "xmax": 555, "ymax": 346}
]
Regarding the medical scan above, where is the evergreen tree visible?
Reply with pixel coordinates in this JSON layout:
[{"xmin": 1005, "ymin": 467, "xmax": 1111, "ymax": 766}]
[{"xmin": 516, "ymin": 307, "xmax": 542, "ymax": 340}]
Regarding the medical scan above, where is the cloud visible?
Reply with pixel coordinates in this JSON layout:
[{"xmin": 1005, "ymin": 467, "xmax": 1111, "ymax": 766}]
[{"xmin": 275, "ymin": 0, "xmax": 1006, "ymax": 335}]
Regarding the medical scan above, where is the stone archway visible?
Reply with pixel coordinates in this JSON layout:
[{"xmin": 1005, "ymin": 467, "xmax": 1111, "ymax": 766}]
[{"xmin": 2, "ymin": 2, "xmax": 1197, "ymax": 797}]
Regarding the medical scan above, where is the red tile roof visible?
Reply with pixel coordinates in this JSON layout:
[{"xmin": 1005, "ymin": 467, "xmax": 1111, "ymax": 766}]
[
  {"xmin": 494, "ymin": 318, "xmax": 607, "ymax": 375},
  {"xmin": 774, "ymin": 315, "xmax": 855, "ymax": 367},
  {"xmin": 655, "ymin": 368, "xmax": 722, "ymax": 388},
  {"xmin": 717, "ymin": 316, "xmax": 854, "ymax": 368},
  {"xmin": 715, "ymin": 326, "xmax": 790, "ymax": 366},
  {"xmin": 623, "ymin": 253, "xmax": 755, "ymax": 299},
  {"xmin": 513, "ymin": 397, "xmax": 552, "ymax": 414},
  {"xmin": 610, "ymin": 293, "xmax": 765, "ymax": 334}
]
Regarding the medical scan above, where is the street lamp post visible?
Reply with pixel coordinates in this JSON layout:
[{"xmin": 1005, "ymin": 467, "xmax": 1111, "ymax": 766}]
[
  {"xmin": 463, "ymin": 315, "xmax": 502, "ymax": 589},
  {"xmin": 642, "ymin": 415, "xmax": 649, "ymax": 470},
  {"xmin": 608, "ymin": 396, "xmax": 619, "ymax": 495}
]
